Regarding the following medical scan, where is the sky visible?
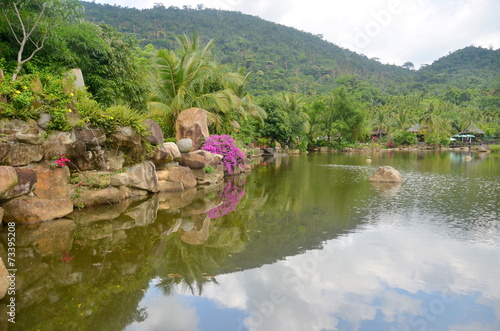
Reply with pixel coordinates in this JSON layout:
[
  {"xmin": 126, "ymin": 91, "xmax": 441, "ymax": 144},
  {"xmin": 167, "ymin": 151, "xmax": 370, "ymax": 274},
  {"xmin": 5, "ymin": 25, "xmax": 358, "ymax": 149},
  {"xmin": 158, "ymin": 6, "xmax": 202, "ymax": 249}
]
[{"xmin": 91, "ymin": 0, "xmax": 500, "ymax": 68}]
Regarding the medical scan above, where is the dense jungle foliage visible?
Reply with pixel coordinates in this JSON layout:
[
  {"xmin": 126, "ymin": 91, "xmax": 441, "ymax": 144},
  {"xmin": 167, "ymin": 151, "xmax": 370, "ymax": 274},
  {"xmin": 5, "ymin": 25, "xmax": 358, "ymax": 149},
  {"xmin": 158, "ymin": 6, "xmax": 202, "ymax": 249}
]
[{"xmin": 1, "ymin": 0, "xmax": 499, "ymax": 150}]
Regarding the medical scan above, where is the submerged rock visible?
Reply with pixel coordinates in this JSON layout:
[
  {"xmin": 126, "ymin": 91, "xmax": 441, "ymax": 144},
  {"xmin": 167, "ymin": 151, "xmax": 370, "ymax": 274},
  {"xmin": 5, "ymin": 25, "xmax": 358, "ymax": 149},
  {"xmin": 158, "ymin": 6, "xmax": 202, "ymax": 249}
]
[{"xmin": 369, "ymin": 166, "xmax": 403, "ymax": 183}]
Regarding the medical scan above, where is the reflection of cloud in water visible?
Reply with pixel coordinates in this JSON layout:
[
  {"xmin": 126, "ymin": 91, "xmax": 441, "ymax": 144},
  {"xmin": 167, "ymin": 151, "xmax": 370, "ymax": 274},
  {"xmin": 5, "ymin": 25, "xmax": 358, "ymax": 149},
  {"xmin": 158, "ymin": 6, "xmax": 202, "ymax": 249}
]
[
  {"xmin": 125, "ymin": 289, "xmax": 199, "ymax": 331},
  {"xmin": 198, "ymin": 217, "xmax": 500, "ymax": 330}
]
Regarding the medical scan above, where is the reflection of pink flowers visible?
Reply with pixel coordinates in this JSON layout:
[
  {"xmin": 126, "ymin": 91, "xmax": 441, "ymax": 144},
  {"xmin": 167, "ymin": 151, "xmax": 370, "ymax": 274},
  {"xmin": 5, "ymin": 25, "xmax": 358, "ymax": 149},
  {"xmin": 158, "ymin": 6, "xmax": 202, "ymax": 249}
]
[
  {"xmin": 55, "ymin": 154, "xmax": 71, "ymax": 167},
  {"xmin": 202, "ymin": 135, "xmax": 245, "ymax": 174},
  {"xmin": 206, "ymin": 179, "xmax": 246, "ymax": 218},
  {"xmin": 61, "ymin": 252, "xmax": 74, "ymax": 264}
]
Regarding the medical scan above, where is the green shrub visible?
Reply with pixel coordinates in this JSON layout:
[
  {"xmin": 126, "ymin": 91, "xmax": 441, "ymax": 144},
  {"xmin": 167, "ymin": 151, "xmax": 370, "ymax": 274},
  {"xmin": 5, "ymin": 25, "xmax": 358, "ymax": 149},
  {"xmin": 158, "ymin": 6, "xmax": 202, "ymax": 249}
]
[
  {"xmin": 424, "ymin": 131, "xmax": 450, "ymax": 147},
  {"xmin": 489, "ymin": 144, "xmax": 500, "ymax": 152},
  {"xmin": 0, "ymin": 75, "xmax": 40, "ymax": 120},
  {"xmin": 393, "ymin": 130, "xmax": 418, "ymax": 146},
  {"xmin": 106, "ymin": 105, "xmax": 147, "ymax": 137},
  {"xmin": 74, "ymin": 96, "xmax": 114, "ymax": 133}
]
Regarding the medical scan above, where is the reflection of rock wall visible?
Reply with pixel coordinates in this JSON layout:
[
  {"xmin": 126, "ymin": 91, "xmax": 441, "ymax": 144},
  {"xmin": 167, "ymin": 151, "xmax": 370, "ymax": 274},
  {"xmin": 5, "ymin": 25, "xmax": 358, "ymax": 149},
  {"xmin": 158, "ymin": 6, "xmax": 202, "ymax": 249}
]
[{"xmin": 0, "ymin": 178, "xmax": 246, "ymax": 329}]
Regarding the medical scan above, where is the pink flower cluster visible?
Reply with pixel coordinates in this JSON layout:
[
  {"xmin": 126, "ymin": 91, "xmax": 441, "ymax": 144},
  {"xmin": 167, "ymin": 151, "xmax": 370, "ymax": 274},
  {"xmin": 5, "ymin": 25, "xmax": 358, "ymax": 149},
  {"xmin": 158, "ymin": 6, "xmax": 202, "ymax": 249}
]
[
  {"xmin": 206, "ymin": 179, "xmax": 246, "ymax": 219},
  {"xmin": 55, "ymin": 154, "xmax": 70, "ymax": 167},
  {"xmin": 201, "ymin": 135, "xmax": 245, "ymax": 175}
]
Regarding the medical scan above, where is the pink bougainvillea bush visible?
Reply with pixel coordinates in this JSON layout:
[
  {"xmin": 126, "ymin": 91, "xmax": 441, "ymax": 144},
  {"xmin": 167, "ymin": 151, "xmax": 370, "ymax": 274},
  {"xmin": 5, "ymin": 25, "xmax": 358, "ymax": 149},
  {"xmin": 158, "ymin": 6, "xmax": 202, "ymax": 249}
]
[{"xmin": 201, "ymin": 135, "xmax": 246, "ymax": 175}]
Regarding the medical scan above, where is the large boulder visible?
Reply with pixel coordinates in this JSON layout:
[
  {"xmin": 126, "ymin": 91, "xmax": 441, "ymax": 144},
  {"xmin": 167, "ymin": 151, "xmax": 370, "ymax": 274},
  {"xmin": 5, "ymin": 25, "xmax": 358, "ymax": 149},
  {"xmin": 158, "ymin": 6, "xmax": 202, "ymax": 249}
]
[
  {"xmin": 63, "ymin": 68, "xmax": 85, "ymax": 94},
  {"xmin": 66, "ymin": 144, "xmax": 109, "ymax": 172},
  {"xmin": 175, "ymin": 108, "xmax": 209, "ymax": 151},
  {"xmin": 33, "ymin": 164, "xmax": 70, "ymax": 199},
  {"xmin": 157, "ymin": 166, "xmax": 197, "ymax": 190},
  {"xmin": 74, "ymin": 127, "xmax": 107, "ymax": 147},
  {"xmin": 192, "ymin": 164, "xmax": 225, "ymax": 186},
  {"xmin": 42, "ymin": 131, "xmax": 78, "ymax": 160},
  {"xmin": 151, "ymin": 142, "xmax": 181, "ymax": 164},
  {"xmin": 110, "ymin": 126, "xmax": 141, "ymax": 147},
  {"xmin": 0, "ymin": 167, "xmax": 36, "ymax": 199},
  {"xmin": 369, "ymin": 166, "xmax": 403, "ymax": 183},
  {"xmin": 105, "ymin": 150, "xmax": 125, "ymax": 171},
  {"xmin": 71, "ymin": 186, "xmax": 130, "ymax": 207},
  {"xmin": 0, "ymin": 142, "xmax": 43, "ymax": 166},
  {"xmin": 110, "ymin": 161, "xmax": 159, "ymax": 193},
  {"xmin": 0, "ymin": 118, "xmax": 44, "ymax": 145},
  {"xmin": 157, "ymin": 181, "xmax": 184, "ymax": 192},
  {"xmin": 179, "ymin": 150, "xmax": 222, "ymax": 170},
  {"xmin": 1, "ymin": 196, "xmax": 73, "ymax": 223},
  {"xmin": 0, "ymin": 166, "xmax": 18, "ymax": 198},
  {"xmin": 145, "ymin": 119, "xmax": 164, "ymax": 145}
]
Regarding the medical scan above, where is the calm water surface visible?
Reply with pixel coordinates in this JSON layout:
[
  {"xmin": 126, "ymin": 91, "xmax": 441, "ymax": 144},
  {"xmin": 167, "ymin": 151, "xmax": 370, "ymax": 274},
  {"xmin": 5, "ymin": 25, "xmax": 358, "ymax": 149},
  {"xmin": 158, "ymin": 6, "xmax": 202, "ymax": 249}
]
[{"xmin": 2, "ymin": 151, "xmax": 500, "ymax": 331}]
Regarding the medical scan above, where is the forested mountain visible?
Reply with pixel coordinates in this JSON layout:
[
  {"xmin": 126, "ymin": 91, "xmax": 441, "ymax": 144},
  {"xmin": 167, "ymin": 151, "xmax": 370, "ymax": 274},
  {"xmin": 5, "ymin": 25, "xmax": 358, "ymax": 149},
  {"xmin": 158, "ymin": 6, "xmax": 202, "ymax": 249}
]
[
  {"xmin": 1, "ymin": 0, "xmax": 497, "ymax": 151},
  {"xmin": 80, "ymin": 1, "xmax": 499, "ymax": 98},
  {"xmin": 80, "ymin": 1, "xmax": 413, "ymax": 96}
]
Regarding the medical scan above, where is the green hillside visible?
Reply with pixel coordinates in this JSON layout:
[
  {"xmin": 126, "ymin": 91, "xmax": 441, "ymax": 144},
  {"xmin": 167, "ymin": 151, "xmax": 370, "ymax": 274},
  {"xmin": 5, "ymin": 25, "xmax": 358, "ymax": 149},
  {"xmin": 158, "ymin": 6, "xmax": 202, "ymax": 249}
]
[
  {"xmin": 80, "ymin": 2, "xmax": 499, "ymax": 100},
  {"xmin": 81, "ymin": 1, "xmax": 415, "ymax": 96},
  {"xmin": 1, "ymin": 0, "xmax": 498, "ymax": 149}
]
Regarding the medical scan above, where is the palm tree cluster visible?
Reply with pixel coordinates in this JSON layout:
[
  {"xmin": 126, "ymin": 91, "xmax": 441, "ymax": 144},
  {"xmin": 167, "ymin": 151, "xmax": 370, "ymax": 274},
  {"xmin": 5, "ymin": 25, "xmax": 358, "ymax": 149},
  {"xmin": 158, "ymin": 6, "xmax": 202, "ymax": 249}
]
[{"xmin": 147, "ymin": 33, "xmax": 265, "ymax": 136}]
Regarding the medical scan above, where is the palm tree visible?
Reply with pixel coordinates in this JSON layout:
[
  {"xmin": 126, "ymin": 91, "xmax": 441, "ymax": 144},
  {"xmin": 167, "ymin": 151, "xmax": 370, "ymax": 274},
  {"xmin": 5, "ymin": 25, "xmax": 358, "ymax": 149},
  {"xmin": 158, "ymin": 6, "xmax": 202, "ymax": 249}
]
[
  {"xmin": 282, "ymin": 93, "xmax": 310, "ymax": 148},
  {"xmin": 419, "ymin": 100, "xmax": 452, "ymax": 134},
  {"xmin": 311, "ymin": 92, "xmax": 336, "ymax": 141},
  {"xmin": 459, "ymin": 105, "xmax": 484, "ymax": 133},
  {"xmin": 230, "ymin": 69, "xmax": 267, "ymax": 126},
  {"xmin": 371, "ymin": 107, "xmax": 389, "ymax": 139},
  {"xmin": 148, "ymin": 33, "xmax": 240, "ymax": 131},
  {"xmin": 148, "ymin": 33, "xmax": 265, "ymax": 133},
  {"xmin": 391, "ymin": 107, "xmax": 416, "ymax": 132}
]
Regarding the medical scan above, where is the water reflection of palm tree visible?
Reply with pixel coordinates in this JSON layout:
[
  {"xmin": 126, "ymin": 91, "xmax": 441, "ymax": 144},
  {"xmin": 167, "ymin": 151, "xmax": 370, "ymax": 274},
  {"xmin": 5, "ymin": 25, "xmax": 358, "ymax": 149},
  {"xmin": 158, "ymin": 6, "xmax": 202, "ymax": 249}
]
[{"xmin": 157, "ymin": 226, "xmax": 246, "ymax": 295}]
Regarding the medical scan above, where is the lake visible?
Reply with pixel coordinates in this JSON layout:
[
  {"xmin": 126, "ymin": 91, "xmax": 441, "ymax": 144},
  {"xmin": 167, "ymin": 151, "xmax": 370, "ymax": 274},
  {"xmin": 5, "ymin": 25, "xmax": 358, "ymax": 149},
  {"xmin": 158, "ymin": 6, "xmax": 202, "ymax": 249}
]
[{"xmin": 2, "ymin": 151, "xmax": 500, "ymax": 331}]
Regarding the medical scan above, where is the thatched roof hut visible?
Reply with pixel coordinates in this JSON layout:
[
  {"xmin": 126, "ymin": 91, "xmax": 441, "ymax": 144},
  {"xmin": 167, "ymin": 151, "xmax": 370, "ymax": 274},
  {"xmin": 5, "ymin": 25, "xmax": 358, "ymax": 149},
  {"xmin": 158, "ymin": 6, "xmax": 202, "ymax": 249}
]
[{"xmin": 406, "ymin": 124, "xmax": 421, "ymax": 133}]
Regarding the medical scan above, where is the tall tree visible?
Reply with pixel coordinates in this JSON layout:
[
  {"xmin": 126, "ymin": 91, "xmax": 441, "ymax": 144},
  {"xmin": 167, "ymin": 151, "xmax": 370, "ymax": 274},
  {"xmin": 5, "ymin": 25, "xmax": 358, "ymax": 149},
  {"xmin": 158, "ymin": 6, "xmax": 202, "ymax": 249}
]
[
  {"xmin": 419, "ymin": 100, "xmax": 452, "ymax": 134},
  {"xmin": 330, "ymin": 86, "xmax": 367, "ymax": 142},
  {"xmin": 458, "ymin": 105, "xmax": 484, "ymax": 133},
  {"xmin": 259, "ymin": 95, "xmax": 290, "ymax": 145},
  {"xmin": 1, "ymin": 0, "xmax": 83, "ymax": 80},
  {"xmin": 148, "ymin": 33, "xmax": 243, "ymax": 132},
  {"xmin": 282, "ymin": 93, "xmax": 310, "ymax": 147}
]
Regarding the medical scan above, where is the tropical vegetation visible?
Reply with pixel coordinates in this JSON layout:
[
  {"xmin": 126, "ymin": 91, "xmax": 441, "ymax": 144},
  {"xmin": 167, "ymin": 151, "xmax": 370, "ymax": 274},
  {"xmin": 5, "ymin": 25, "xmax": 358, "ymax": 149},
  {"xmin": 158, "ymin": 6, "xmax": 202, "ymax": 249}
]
[{"xmin": 0, "ymin": 0, "xmax": 499, "ymax": 152}]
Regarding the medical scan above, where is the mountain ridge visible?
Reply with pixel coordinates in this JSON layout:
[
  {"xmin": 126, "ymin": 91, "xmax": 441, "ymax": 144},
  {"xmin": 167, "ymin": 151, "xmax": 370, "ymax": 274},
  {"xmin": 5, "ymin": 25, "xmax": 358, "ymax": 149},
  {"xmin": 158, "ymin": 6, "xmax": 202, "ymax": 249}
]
[{"xmin": 80, "ymin": 1, "xmax": 499, "ymax": 96}]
